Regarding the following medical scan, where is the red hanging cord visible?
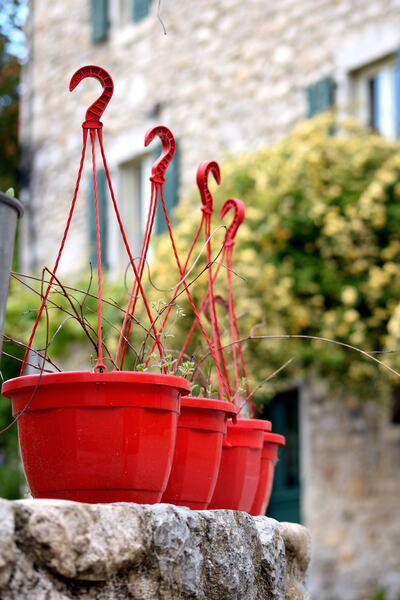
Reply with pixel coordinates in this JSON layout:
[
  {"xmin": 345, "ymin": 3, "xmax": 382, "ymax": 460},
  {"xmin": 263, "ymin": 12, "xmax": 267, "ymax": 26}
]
[
  {"xmin": 89, "ymin": 129, "xmax": 106, "ymax": 372},
  {"xmin": 114, "ymin": 125, "xmax": 176, "ymax": 370},
  {"xmin": 20, "ymin": 128, "xmax": 89, "ymax": 375},
  {"xmin": 143, "ymin": 213, "xmax": 205, "ymax": 368},
  {"xmin": 154, "ymin": 183, "xmax": 231, "ymax": 399},
  {"xmin": 196, "ymin": 162, "xmax": 232, "ymax": 400},
  {"xmin": 220, "ymin": 198, "xmax": 254, "ymax": 416},
  {"xmin": 96, "ymin": 129, "xmax": 166, "ymax": 371}
]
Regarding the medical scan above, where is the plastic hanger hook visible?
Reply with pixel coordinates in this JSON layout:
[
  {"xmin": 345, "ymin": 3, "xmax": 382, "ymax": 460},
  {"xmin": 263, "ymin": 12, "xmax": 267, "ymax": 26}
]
[
  {"xmin": 144, "ymin": 125, "xmax": 176, "ymax": 184},
  {"xmin": 220, "ymin": 198, "xmax": 245, "ymax": 246},
  {"xmin": 196, "ymin": 161, "xmax": 221, "ymax": 216},
  {"xmin": 69, "ymin": 65, "xmax": 114, "ymax": 128}
]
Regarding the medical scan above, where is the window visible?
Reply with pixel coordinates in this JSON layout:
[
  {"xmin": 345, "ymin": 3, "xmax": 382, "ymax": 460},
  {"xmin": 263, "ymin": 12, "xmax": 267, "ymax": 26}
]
[
  {"xmin": 351, "ymin": 53, "xmax": 400, "ymax": 139},
  {"xmin": 116, "ymin": 154, "xmax": 152, "ymax": 270},
  {"xmin": 105, "ymin": 141, "xmax": 180, "ymax": 273},
  {"xmin": 118, "ymin": 0, "xmax": 153, "ymax": 26}
]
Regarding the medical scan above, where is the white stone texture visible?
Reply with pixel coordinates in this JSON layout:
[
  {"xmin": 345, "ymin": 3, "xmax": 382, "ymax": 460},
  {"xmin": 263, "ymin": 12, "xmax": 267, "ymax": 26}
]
[
  {"xmin": 301, "ymin": 383, "xmax": 400, "ymax": 600},
  {"xmin": 21, "ymin": 0, "xmax": 400, "ymax": 275},
  {"xmin": 0, "ymin": 499, "xmax": 310, "ymax": 600}
]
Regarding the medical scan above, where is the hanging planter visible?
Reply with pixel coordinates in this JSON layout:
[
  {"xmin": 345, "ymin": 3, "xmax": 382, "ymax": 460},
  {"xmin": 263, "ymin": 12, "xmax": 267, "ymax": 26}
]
[
  {"xmin": 161, "ymin": 396, "xmax": 236, "ymax": 509},
  {"xmin": 208, "ymin": 418, "xmax": 271, "ymax": 512},
  {"xmin": 2, "ymin": 371, "xmax": 189, "ymax": 503},
  {"xmin": 1, "ymin": 66, "xmax": 192, "ymax": 504},
  {"xmin": 249, "ymin": 432, "xmax": 286, "ymax": 516}
]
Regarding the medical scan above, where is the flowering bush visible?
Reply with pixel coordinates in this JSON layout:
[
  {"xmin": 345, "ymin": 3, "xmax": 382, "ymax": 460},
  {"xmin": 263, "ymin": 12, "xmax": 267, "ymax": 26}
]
[{"xmin": 150, "ymin": 114, "xmax": 400, "ymax": 401}]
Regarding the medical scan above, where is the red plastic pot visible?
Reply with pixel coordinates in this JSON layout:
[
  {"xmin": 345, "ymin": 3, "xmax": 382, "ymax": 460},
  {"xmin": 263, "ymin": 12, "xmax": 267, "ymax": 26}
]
[
  {"xmin": 208, "ymin": 418, "xmax": 272, "ymax": 512},
  {"xmin": 1, "ymin": 371, "xmax": 190, "ymax": 503},
  {"xmin": 249, "ymin": 432, "xmax": 286, "ymax": 516},
  {"xmin": 162, "ymin": 397, "xmax": 237, "ymax": 510}
]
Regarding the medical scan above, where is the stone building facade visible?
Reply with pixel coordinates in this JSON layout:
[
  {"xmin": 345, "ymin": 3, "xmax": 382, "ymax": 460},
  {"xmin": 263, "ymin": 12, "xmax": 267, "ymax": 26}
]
[{"xmin": 18, "ymin": 1, "xmax": 400, "ymax": 599}]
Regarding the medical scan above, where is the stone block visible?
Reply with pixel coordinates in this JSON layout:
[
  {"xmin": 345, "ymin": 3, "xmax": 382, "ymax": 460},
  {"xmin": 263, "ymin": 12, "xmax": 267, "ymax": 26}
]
[{"xmin": 0, "ymin": 499, "xmax": 310, "ymax": 600}]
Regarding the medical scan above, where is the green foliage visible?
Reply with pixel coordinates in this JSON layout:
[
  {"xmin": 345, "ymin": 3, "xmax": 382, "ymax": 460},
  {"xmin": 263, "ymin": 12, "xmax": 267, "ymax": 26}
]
[
  {"xmin": 363, "ymin": 591, "xmax": 400, "ymax": 600},
  {"xmin": 149, "ymin": 114, "xmax": 400, "ymax": 401}
]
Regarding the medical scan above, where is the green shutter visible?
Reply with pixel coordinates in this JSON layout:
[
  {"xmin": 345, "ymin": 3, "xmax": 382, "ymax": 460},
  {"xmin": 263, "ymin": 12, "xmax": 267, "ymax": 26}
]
[
  {"xmin": 395, "ymin": 47, "xmax": 400, "ymax": 138},
  {"xmin": 88, "ymin": 169, "xmax": 108, "ymax": 269},
  {"xmin": 90, "ymin": 0, "xmax": 109, "ymax": 44},
  {"xmin": 306, "ymin": 76, "xmax": 335, "ymax": 118},
  {"xmin": 133, "ymin": 0, "xmax": 152, "ymax": 22},
  {"xmin": 154, "ymin": 139, "xmax": 180, "ymax": 235}
]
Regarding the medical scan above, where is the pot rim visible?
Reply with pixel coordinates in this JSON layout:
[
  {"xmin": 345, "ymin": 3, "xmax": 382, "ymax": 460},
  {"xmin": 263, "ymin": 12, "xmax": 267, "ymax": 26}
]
[
  {"xmin": 0, "ymin": 192, "xmax": 24, "ymax": 218},
  {"xmin": 264, "ymin": 432, "xmax": 286, "ymax": 446},
  {"xmin": 228, "ymin": 417, "xmax": 272, "ymax": 432},
  {"xmin": 1, "ymin": 370, "xmax": 191, "ymax": 397},
  {"xmin": 181, "ymin": 396, "xmax": 237, "ymax": 415}
]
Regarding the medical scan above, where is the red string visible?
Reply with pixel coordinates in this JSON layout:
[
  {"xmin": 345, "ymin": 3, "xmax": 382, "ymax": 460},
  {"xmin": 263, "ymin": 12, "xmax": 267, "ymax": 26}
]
[
  {"xmin": 174, "ymin": 249, "xmax": 225, "ymax": 370},
  {"xmin": 157, "ymin": 185, "xmax": 230, "ymax": 399},
  {"xmin": 144, "ymin": 211, "xmax": 205, "ymax": 368},
  {"xmin": 20, "ymin": 128, "xmax": 89, "ymax": 375},
  {"xmin": 225, "ymin": 240, "xmax": 254, "ymax": 416},
  {"xmin": 96, "ymin": 129, "xmax": 166, "ymax": 371},
  {"xmin": 202, "ymin": 206, "xmax": 232, "ymax": 399},
  {"xmin": 115, "ymin": 181, "xmax": 159, "ymax": 369},
  {"xmin": 90, "ymin": 129, "xmax": 106, "ymax": 372}
]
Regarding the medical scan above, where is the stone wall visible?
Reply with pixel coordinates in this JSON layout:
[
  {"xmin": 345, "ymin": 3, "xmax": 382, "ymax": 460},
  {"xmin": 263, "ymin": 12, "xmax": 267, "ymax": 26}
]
[
  {"xmin": 301, "ymin": 382, "xmax": 400, "ymax": 600},
  {"xmin": 20, "ymin": 0, "xmax": 400, "ymax": 273},
  {"xmin": 0, "ymin": 499, "xmax": 310, "ymax": 600}
]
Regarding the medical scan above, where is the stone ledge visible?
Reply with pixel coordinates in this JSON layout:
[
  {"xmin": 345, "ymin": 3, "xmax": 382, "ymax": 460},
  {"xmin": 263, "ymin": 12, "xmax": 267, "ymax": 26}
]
[{"xmin": 0, "ymin": 499, "xmax": 310, "ymax": 600}]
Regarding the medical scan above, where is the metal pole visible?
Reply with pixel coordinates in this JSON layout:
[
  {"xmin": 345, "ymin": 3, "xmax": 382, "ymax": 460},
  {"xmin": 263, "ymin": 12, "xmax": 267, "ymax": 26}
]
[{"xmin": 0, "ymin": 192, "xmax": 24, "ymax": 362}]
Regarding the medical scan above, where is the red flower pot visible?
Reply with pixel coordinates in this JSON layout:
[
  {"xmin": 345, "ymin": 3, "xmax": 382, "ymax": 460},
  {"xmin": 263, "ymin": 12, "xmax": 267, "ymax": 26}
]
[
  {"xmin": 162, "ymin": 397, "xmax": 237, "ymax": 510},
  {"xmin": 208, "ymin": 418, "xmax": 271, "ymax": 512},
  {"xmin": 1, "ymin": 371, "xmax": 190, "ymax": 503},
  {"xmin": 248, "ymin": 432, "xmax": 286, "ymax": 516}
]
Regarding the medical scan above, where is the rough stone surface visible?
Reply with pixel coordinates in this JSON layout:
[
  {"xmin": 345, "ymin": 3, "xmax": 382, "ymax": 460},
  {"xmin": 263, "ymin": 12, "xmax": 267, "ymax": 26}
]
[
  {"xmin": 0, "ymin": 499, "xmax": 309, "ymax": 600},
  {"xmin": 20, "ymin": 0, "xmax": 400, "ymax": 274},
  {"xmin": 301, "ymin": 382, "xmax": 400, "ymax": 600}
]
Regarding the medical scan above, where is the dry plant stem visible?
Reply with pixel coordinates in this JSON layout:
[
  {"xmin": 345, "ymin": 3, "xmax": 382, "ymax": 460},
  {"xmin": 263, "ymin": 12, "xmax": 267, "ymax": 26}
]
[
  {"xmin": 43, "ymin": 267, "xmax": 98, "ymax": 352},
  {"xmin": 139, "ymin": 244, "xmax": 228, "ymax": 372},
  {"xmin": 173, "ymin": 259, "xmax": 246, "ymax": 372},
  {"xmin": 2, "ymin": 337, "xmax": 62, "ymax": 372},
  {"xmin": 1, "ymin": 351, "xmax": 56, "ymax": 374},
  {"xmin": 195, "ymin": 334, "xmax": 400, "ymax": 382},
  {"xmin": 11, "ymin": 272, "xmax": 151, "ymax": 363},
  {"xmin": 248, "ymin": 357, "xmax": 295, "ymax": 400},
  {"xmin": 11, "ymin": 272, "xmax": 154, "ymax": 341},
  {"xmin": 0, "ymin": 291, "xmax": 51, "ymax": 434}
]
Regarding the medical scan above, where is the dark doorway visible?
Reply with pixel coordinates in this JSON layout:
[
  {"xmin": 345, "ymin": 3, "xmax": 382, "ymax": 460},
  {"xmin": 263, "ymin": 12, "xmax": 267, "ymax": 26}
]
[{"xmin": 260, "ymin": 388, "xmax": 301, "ymax": 523}]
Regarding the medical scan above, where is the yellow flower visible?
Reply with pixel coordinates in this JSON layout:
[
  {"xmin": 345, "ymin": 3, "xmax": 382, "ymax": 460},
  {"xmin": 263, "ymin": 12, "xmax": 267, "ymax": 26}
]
[{"xmin": 341, "ymin": 286, "xmax": 357, "ymax": 306}]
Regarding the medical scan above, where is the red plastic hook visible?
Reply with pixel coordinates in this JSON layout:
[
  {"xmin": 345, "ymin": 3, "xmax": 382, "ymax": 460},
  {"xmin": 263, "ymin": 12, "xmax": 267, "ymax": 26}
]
[
  {"xmin": 69, "ymin": 65, "xmax": 114, "ymax": 128},
  {"xmin": 144, "ymin": 125, "xmax": 176, "ymax": 183},
  {"xmin": 220, "ymin": 198, "xmax": 245, "ymax": 246},
  {"xmin": 196, "ymin": 161, "xmax": 221, "ymax": 216}
]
